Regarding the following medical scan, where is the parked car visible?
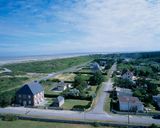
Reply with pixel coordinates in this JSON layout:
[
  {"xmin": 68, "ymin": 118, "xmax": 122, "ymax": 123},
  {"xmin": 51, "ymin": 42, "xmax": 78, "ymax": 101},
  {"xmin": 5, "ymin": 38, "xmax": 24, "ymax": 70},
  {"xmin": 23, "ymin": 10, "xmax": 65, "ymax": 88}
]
[{"xmin": 152, "ymin": 115, "xmax": 160, "ymax": 119}]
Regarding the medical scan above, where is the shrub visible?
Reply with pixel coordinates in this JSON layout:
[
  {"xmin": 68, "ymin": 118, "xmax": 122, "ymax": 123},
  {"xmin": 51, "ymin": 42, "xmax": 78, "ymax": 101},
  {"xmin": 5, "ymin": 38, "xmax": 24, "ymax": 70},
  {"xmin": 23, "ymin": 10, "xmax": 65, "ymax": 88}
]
[
  {"xmin": 2, "ymin": 114, "xmax": 18, "ymax": 121},
  {"xmin": 92, "ymin": 122, "xmax": 101, "ymax": 127}
]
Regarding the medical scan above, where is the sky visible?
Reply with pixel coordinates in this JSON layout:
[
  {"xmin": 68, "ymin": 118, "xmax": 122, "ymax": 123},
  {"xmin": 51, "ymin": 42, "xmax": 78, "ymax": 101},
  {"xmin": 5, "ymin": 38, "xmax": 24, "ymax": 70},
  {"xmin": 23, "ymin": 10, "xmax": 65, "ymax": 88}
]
[{"xmin": 0, "ymin": 0, "xmax": 160, "ymax": 57}]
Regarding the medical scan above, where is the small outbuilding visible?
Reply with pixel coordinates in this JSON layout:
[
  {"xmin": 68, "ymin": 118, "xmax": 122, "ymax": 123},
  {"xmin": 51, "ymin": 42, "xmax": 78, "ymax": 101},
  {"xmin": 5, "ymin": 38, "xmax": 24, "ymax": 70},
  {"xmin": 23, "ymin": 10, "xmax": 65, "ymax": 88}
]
[{"xmin": 53, "ymin": 96, "xmax": 64, "ymax": 107}]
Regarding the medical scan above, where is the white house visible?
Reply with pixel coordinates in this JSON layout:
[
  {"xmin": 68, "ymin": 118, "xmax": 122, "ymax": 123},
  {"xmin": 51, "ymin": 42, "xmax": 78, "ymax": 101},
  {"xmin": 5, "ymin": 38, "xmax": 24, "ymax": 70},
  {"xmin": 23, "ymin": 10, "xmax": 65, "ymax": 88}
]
[
  {"xmin": 122, "ymin": 71, "xmax": 134, "ymax": 81},
  {"xmin": 118, "ymin": 96, "xmax": 144, "ymax": 112}
]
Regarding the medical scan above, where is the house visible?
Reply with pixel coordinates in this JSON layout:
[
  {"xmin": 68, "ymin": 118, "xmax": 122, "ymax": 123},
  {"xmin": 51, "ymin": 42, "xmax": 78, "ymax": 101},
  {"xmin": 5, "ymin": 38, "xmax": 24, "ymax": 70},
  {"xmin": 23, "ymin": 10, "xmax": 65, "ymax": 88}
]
[
  {"xmin": 90, "ymin": 62, "xmax": 101, "ymax": 72},
  {"xmin": 115, "ymin": 87, "xmax": 133, "ymax": 97},
  {"xmin": 56, "ymin": 81, "xmax": 71, "ymax": 91},
  {"xmin": 118, "ymin": 96, "xmax": 144, "ymax": 112},
  {"xmin": 153, "ymin": 94, "xmax": 160, "ymax": 110},
  {"xmin": 53, "ymin": 96, "xmax": 64, "ymax": 107},
  {"xmin": 122, "ymin": 71, "xmax": 134, "ymax": 81},
  {"xmin": 16, "ymin": 82, "xmax": 44, "ymax": 106}
]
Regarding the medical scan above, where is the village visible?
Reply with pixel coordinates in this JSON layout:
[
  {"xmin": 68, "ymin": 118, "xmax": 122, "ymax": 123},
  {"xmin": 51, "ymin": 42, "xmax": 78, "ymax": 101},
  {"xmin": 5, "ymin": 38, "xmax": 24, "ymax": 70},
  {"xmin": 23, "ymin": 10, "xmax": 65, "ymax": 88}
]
[
  {"xmin": 0, "ymin": 55, "xmax": 160, "ymax": 118},
  {"xmin": 0, "ymin": 53, "xmax": 160, "ymax": 128}
]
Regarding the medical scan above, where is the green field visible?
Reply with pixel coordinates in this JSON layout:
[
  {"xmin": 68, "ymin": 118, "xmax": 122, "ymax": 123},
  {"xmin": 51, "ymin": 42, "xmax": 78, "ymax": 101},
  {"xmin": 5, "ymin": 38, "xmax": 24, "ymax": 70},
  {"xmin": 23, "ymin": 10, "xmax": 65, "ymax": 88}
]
[
  {"xmin": 2, "ymin": 56, "xmax": 94, "ymax": 74},
  {"xmin": 0, "ymin": 77, "xmax": 29, "ymax": 93},
  {"xmin": 0, "ymin": 120, "xmax": 114, "ymax": 128},
  {"xmin": 62, "ymin": 99, "xmax": 91, "ymax": 110}
]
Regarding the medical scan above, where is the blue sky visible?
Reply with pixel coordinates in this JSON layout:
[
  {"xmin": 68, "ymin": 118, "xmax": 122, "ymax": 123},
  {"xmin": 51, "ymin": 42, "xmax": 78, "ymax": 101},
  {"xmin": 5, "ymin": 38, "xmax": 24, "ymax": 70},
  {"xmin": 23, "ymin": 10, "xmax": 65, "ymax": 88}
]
[{"xmin": 0, "ymin": 0, "xmax": 160, "ymax": 56}]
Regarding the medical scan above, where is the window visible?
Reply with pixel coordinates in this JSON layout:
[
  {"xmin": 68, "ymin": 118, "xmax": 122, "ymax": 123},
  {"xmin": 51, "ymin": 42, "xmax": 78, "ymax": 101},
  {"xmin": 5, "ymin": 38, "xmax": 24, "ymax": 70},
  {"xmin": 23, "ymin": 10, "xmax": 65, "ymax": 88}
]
[
  {"xmin": 18, "ymin": 95, "xmax": 21, "ymax": 98},
  {"xmin": 28, "ymin": 95, "xmax": 31, "ymax": 99},
  {"xmin": 28, "ymin": 101, "xmax": 31, "ymax": 105},
  {"xmin": 19, "ymin": 100, "xmax": 21, "ymax": 103}
]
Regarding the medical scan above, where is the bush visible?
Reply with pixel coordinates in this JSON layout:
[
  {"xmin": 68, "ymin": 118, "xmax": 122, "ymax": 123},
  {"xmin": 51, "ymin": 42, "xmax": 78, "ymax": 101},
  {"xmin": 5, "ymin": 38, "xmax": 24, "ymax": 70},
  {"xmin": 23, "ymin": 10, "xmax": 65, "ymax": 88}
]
[
  {"xmin": 92, "ymin": 122, "xmax": 101, "ymax": 127},
  {"xmin": 149, "ymin": 124, "xmax": 159, "ymax": 128},
  {"xmin": 2, "ymin": 114, "xmax": 18, "ymax": 121}
]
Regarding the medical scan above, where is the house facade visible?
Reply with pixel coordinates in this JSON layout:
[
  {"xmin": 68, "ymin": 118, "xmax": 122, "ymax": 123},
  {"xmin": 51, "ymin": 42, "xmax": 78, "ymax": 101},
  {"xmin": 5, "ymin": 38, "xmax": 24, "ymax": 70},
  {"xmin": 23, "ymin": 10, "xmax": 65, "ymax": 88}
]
[
  {"xmin": 118, "ymin": 96, "xmax": 144, "ymax": 112},
  {"xmin": 16, "ymin": 82, "xmax": 44, "ymax": 106}
]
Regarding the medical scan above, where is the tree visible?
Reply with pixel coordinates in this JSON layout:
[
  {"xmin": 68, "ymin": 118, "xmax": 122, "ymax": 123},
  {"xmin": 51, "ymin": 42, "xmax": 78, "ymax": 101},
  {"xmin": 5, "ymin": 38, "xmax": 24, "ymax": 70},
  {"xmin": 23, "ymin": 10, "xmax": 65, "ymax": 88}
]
[
  {"xmin": 149, "ymin": 124, "xmax": 159, "ymax": 128},
  {"xmin": 89, "ymin": 71, "xmax": 104, "ymax": 85},
  {"xmin": 74, "ymin": 74, "xmax": 85, "ymax": 87},
  {"xmin": 0, "ymin": 93, "xmax": 13, "ymax": 107}
]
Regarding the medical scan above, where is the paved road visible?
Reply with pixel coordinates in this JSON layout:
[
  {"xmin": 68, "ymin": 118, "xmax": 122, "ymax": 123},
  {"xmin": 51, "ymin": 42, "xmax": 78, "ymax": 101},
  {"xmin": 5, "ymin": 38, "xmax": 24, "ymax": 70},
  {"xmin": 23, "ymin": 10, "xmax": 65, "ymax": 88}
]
[
  {"xmin": 1, "ymin": 63, "xmax": 160, "ymax": 125},
  {"xmin": 0, "ymin": 106, "xmax": 160, "ymax": 125},
  {"xmin": 88, "ymin": 63, "xmax": 116, "ymax": 114}
]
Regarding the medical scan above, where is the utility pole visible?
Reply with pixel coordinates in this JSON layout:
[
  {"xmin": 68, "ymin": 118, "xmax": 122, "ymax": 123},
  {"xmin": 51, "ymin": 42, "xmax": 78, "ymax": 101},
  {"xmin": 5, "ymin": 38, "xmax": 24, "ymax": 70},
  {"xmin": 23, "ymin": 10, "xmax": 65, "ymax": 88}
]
[{"xmin": 127, "ymin": 98, "xmax": 130, "ymax": 127}]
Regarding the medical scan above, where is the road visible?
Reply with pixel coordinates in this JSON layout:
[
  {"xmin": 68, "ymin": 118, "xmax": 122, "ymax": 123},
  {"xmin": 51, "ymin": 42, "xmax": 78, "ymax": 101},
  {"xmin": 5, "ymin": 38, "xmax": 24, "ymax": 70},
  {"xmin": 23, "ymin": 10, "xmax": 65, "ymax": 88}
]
[
  {"xmin": 37, "ymin": 61, "xmax": 91, "ymax": 81},
  {"xmin": 88, "ymin": 63, "xmax": 116, "ymax": 114},
  {"xmin": 0, "ymin": 63, "xmax": 160, "ymax": 125}
]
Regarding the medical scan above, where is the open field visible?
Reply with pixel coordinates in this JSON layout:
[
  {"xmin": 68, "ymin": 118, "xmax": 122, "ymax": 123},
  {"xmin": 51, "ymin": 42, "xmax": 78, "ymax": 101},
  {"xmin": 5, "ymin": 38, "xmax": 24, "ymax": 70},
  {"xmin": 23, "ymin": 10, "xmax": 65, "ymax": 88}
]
[
  {"xmin": 54, "ymin": 73, "xmax": 76, "ymax": 81},
  {"xmin": 0, "ymin": 77, "xmax": 29, "ymax": 93},
  {"xmin": 2, "ymin": 56, "xmax": 94, "ymax": 74},
  {"xmin": 0, "ymin": 120, "xmax": 114, "ymax": 128},
  {"xmin": 62, "ymin": 99, "xmax": 91, "ymax": 110}
]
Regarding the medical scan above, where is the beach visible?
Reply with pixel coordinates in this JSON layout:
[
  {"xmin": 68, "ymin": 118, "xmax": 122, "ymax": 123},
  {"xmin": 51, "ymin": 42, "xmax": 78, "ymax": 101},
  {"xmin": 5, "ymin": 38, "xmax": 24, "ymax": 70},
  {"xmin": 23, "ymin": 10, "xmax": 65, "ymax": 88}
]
[{"xmin": 0, "ymin": 53, "xmax": 91, "ymax": 66}]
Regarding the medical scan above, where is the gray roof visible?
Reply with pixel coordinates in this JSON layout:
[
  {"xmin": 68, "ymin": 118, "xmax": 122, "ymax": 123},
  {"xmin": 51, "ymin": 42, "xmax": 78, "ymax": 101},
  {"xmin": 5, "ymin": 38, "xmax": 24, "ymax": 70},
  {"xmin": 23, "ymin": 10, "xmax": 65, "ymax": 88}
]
[
  {"xmin": 56, "ymin": 96, "xmax": 64, "ymax": 103},
  {"xmin": 16, "ymin": 82, "xmax": 44, "ymax": 95},
  {"xmin": 118, "ymin": 96, "xmax": 143, "ymax": 105},
  {"xmin": 116, "ymin": 87, "xmax": 133, "ymax": 96},
  {"xmin": 153, "ymin": 94, "xmax": 160, "ymax": 102}
]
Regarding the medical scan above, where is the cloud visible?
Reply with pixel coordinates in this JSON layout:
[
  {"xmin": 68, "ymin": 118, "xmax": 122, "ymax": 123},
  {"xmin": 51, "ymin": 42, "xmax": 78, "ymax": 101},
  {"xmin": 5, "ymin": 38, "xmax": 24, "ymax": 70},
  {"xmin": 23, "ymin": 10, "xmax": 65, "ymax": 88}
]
[{"xmin": 0, "ymin": 0, "xmax": 160, "ymax": 56}]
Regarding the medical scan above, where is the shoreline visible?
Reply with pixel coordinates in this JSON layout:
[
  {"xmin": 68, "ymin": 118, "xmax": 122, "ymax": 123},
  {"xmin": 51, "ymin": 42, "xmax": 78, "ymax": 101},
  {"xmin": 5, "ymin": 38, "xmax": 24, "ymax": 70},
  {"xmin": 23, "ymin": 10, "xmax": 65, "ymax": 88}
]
[{"xmin": 0, "ymin": 53, "xmax": 91, "ymax": 66}]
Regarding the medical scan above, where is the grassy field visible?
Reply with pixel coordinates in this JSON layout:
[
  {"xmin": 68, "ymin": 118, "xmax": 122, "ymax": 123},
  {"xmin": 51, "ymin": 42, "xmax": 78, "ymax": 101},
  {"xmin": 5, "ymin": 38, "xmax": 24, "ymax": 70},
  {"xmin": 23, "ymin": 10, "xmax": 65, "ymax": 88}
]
[
  {"xmin": 104, "ymin": 97, "xmax": 111, "ymax": 113},
  {"xmin": 2, "ymin": 56, "xmax": 94, "ymax": 74},
  {"xmin": 0, "ymin": 120, "xmax": 114, "ymax": 128},
  {"xmin": 62, "ymin": 99, "xmax": 91, "ymax": 110},
  {"xmin": 54, "ymin": 73, "xmax": 76, "ymax": 81},
  {"xmin": 0, "ymin": 77, "xmax": 29, "ymax": 93}
]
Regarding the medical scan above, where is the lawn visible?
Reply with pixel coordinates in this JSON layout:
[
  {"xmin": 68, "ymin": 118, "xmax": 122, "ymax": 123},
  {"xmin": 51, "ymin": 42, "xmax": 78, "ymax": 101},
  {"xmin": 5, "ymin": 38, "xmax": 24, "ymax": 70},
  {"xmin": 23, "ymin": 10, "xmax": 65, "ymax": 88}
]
[
  {"xmin": 104, "ymin": 97, "xmax": 111, "ymax": 113},
  {"xmin": 40, "ymin": 80, "xmax": 60, "ymax": 95},
  {"xmin": 0, "ymin": 120, "xmax": 114, "ymax": 128},
  {"xmin": 87, "ymin": 86, "xmax": 97, "ymax": 96},
  {"xmin": 62, "ymin": 99, "xmax": 91, "ymax": 110}
]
